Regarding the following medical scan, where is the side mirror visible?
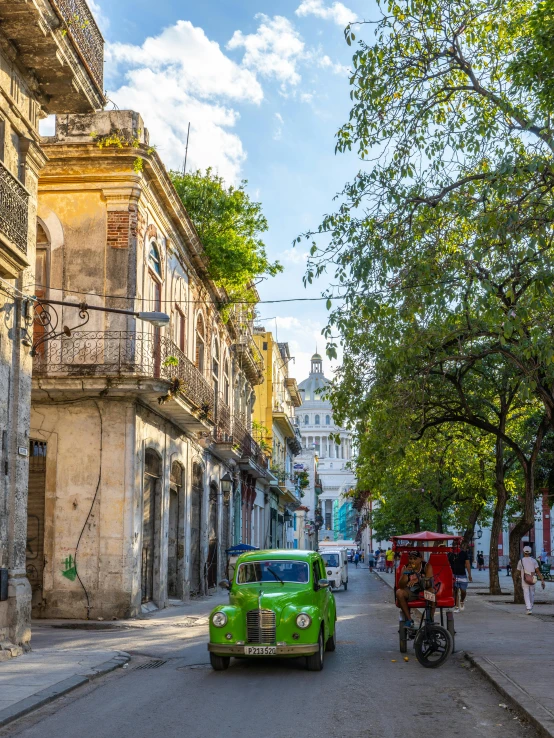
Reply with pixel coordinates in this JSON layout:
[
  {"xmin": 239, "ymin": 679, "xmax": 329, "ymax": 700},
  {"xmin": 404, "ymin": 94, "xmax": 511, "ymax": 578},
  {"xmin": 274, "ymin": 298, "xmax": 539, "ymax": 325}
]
[
  {"xmin": 219, "ymin": 579, "xmax": 230, "ymax": 590},
  {"xmin": 318, "ymin": 579, "xmax": 330, "ymax": 589}
]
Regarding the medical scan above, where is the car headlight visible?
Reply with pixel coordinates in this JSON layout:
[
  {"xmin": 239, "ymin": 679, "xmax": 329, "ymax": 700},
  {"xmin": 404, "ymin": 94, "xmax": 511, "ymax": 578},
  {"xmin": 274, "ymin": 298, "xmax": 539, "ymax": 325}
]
[
  {"xmin": 296, "ymin": 613, "xmax": 312, "ymax": 629},
  {"xmin": 212, "ymin": 612, "xmax": 228, "ymax": 628}
]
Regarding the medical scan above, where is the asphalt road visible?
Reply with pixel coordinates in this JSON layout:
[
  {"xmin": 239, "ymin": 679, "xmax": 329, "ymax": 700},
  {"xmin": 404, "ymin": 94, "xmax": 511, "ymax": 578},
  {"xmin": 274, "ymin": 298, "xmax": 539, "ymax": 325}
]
[{"xmin": 1, "ymin": 568, "xmax": 538, "ymax": 738}]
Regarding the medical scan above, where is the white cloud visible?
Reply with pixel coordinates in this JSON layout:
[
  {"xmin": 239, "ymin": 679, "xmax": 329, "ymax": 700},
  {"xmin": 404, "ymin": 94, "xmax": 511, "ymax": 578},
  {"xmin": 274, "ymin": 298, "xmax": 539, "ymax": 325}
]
[
  {"xmin": 228, "ymin": 15, "xmax": 305, "ymax": 87},
  {"xmin": 295, "ymin": 0, "xmax": 356, "ymax": 26},
  {"xmin": 317, "ymin": 54, "xmax": 349, "ymax": 75},
  {"xmin": 273, "ymin": 112, "xmax": 284, "ymax": 141},
  {"xmin": 105, "ymin": 21, "xmax": 263, "ymax": 182},
  {"xmin": 282, "ymin": 248, "xmax": 309, "ymax": 264}
]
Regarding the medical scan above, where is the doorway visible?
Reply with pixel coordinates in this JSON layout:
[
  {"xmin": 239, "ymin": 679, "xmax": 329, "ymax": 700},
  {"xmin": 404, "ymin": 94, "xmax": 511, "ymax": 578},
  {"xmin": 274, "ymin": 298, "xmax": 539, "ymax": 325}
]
[
  {"xmin": 142, "ymin": 450, "xmax": 161, "ymax": 604},
  {"xmin": 168, "ymin": 462, "xmax": 183, "ymax": 599},
  {"xmin": 26, "ymin": 440, "xmax": 47, "ymax": 615},
  {"xmin": 207, "ymin": 483, "xmax": 219, "ymax": 589},
  {"xmin": 190, "ymin": 463, "xmax": 203, "ymax": 595}
]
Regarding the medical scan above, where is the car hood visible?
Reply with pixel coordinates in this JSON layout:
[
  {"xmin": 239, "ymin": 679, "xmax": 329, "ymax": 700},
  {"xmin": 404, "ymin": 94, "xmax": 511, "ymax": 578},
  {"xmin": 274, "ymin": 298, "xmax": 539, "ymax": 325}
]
[{"xmin": 230, "ymin": 585, "xmax": 314, "ymax": 619}]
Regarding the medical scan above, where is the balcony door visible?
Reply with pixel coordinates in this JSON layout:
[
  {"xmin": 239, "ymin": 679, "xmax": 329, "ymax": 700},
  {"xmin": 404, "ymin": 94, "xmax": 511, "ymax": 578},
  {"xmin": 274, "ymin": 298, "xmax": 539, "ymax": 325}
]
[
  {"xmin": 207, "ymin": 483, "xmax": 219, "ymax": 589},
  {"xmin": 33, "ymin": 223, "xmax": 49, "ymax": 356}
]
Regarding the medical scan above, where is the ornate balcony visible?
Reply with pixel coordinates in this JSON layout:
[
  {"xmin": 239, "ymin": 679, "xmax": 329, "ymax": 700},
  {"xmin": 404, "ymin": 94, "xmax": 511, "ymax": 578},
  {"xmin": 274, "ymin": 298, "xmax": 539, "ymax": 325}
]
[
  {"xmin": 233, "ymin": 415, "xmax": 270, "ymax": 478},
  {"xmin": 0, "ymin": 161, "xmax": 30, "ymax": 277},
  {"xmin": 33, "ymin": 331, "xmax": 215, "ymax": 430},
  {"xmin": 0, "ymin": 0, "xmax": 105, "ymax": 113},
  {"xmin": 51, "ymin": 0, "xmax": 104, "ymax": 95},
  {"xmin": 229, "ymin": 309, "xmax": 264, "ymax": 386}
]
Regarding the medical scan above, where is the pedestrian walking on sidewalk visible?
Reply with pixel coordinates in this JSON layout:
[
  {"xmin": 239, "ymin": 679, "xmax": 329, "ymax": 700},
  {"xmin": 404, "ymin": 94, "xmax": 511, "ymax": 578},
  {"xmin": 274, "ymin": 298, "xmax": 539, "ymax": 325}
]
[
  {"xmin": 517, "ymin": 546, "xmax": 545, "ymax": 614},
  {"xmin": 354, "ymin": 551, "xmax": 359, "ymax": 568},
  {"xmin": 385, "ymin": 547, "xmax": 394, "ymax": 573},
  {"xmin": 448, "ymin": 541, "xmax": 472, "ymax": 612},
  {"xmin": 368, "ymin": 551, "xmax": 375, "ymax": 571}
]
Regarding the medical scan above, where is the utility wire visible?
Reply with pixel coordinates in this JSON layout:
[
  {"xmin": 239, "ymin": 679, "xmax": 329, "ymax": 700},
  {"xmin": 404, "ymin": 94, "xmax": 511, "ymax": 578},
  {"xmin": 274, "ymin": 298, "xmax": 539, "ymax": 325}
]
[{"xmin": 30, "ymin": 283, "xmax": 339, "ymax": 305}]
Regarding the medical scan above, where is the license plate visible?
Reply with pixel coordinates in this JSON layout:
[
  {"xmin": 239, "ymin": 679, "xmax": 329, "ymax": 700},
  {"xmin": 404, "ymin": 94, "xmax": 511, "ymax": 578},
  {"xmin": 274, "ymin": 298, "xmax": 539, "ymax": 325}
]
[
  {"xmin": 244, "ymin": 646, "xmax": 276, "ymax": 655},
  {"xmin": 424, "ymin": 590, "xmax": 436, "ymax": 602}
]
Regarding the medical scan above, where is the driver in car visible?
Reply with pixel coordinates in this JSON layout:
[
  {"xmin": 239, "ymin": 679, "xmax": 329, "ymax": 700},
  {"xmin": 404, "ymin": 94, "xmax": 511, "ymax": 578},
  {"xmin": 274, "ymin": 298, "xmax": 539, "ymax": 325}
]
[{"xmin": 396, "ymin": 550, "xmax": 434, "ymax": 628}]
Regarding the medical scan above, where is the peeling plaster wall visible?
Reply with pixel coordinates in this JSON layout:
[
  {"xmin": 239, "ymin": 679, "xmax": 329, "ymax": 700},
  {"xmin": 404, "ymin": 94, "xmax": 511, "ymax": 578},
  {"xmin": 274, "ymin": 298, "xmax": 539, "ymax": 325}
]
[{"xmin": 29, "ymin": 399, "xmax": 194, "ymax": 619}]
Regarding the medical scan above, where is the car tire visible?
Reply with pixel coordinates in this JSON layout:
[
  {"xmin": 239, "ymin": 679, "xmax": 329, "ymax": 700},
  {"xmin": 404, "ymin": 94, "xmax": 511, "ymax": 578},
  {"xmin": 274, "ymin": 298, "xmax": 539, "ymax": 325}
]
[
  {"xmin": 210, "ymin": 653, "xmax": 231, "ymax": 671},
  {"xmin": 326, "ymin": 622, "xmax": 337, "ymax": 652},
  {"xmin": 399, "ymin": 622, "xmax": 407, "ymax": 654},
  {"xmin": 306, "ymin": 629, "xmax": 325, "ymax": 671},
  {"xmin": 344, "ymin": 580, "xmax": 348, "ymax": 591}
]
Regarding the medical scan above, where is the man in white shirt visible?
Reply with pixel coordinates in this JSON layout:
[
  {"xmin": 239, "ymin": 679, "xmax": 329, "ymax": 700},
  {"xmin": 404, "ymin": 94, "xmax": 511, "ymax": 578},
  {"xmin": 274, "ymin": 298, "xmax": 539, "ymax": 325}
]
[{"xmin": 517, "ymin": 546, "xmax": 545, "ymax": 614}]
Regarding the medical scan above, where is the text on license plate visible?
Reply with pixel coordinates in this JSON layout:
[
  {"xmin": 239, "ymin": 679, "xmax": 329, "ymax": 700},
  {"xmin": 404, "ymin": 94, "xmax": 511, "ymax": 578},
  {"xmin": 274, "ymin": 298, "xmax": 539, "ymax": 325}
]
[
  {"xmin": 424, "ymin": 590, "xmax": 436, "ymax": 602},
  {"xmin": 244, "ymin": 646, "xmax": 276, "ymax": 655}
]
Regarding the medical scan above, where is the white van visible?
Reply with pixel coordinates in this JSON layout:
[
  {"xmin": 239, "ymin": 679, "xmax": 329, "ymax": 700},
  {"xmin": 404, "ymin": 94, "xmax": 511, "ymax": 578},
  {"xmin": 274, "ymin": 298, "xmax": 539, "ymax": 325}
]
[{"xmin": 320, "ymin": 549, "xmax": 348, "ymax": 591}]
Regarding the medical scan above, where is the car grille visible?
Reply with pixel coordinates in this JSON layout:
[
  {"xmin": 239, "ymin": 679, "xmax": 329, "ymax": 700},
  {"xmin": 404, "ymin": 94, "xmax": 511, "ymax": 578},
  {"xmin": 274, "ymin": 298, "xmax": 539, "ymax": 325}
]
[{"xmin": 246, "ymin": 609, "xmax": 276, "ymax": 643}]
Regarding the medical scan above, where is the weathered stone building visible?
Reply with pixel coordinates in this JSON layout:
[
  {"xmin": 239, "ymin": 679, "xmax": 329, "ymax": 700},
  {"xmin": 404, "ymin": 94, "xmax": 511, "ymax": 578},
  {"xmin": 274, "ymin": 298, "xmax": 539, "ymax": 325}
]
[
  {"xmin": 0, "ymin": 0, "xmax": 104, "ymax": 648},
  {"xmin": 29, "ymin": 111, "xmax": 269, "ymax": 619}
]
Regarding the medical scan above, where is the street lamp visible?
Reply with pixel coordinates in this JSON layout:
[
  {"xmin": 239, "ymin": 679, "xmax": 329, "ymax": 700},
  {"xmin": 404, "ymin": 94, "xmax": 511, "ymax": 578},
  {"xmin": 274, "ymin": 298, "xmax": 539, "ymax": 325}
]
[{"xmin": 220, "ymin": 472, "xmax": 233, "ymax": 504}]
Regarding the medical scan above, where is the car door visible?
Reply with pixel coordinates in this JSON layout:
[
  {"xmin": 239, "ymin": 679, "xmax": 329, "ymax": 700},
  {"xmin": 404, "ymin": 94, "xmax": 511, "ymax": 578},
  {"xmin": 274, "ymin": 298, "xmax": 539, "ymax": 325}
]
[{"xmin": 313, "ymin": 557, "xmax": 330, "ymax": 640}]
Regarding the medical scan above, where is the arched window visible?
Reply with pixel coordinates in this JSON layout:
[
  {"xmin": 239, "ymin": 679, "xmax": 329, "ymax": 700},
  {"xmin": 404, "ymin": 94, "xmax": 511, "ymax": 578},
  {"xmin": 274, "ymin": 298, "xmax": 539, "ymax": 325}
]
[
  {"xmin": 173, "ymin": 306, "xmax": 185, "ymax": 352},
  {"xmin": 148, "ymin": 242, "xmax": 162, "ymax": 277},
  {"xmin": 304, "ymin": 415, "xmax": 309, "ymax": 425},
  {"xmin": 195, "ymin": 313, "xmax": 205, "ymax": 373},
  {"xmin": 326, "ymin": 415, "xmax": 331, "ymax": 425},
  {"xmin": 315, "ymin": 414, "xmax": 320, "ymax": 425}
]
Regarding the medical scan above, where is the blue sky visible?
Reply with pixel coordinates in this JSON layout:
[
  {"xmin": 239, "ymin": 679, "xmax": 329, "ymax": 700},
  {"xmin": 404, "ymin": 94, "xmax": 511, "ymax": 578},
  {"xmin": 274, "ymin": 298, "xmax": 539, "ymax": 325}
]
[{"xmin": 85, "ymin": 0, "xmax": 372, "ymax": 380}]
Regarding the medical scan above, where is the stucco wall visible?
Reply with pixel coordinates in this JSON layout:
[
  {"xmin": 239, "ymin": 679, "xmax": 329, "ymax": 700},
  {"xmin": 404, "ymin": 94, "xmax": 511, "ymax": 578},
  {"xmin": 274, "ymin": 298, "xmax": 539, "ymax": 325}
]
[{"xmin": 30, "ymin": 398, "xmax": 196, "ymax": 619}]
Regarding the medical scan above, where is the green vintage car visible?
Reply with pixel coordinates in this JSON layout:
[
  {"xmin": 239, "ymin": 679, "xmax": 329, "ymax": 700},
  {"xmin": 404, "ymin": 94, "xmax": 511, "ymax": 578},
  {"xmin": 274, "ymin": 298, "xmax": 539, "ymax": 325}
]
[{"xmin": 208, "ymin": 549, "xmax": 337, "ymax": 671}]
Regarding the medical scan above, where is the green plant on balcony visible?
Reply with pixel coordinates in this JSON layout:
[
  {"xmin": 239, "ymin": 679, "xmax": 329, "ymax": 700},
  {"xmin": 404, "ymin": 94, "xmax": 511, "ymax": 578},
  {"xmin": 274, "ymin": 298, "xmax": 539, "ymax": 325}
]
[{"xmin": 158, "ymin": 377, "xmax": 184, "ymax": 405}]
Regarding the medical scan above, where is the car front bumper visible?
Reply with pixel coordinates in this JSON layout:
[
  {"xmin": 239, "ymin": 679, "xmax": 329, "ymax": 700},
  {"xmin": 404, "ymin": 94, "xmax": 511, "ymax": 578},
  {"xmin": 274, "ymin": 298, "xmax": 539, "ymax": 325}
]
[{"xmin": 208, "ymin": 643, "xmax": 319, "ymax": 656}]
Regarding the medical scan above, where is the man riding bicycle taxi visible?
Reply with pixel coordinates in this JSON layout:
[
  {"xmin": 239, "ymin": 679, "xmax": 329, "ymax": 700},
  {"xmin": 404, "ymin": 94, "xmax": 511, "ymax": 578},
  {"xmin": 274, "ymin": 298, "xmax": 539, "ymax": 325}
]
[{"xmin": 396, "ymin": 549, "xmax": 434, "ymax": 627}]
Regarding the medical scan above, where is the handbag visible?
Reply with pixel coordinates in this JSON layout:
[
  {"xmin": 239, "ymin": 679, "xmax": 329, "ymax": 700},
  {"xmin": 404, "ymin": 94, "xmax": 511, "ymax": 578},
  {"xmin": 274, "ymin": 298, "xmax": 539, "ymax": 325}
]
[{"xmin": 524, "ymin": 572, "xmax": 537, "ymax": 585}]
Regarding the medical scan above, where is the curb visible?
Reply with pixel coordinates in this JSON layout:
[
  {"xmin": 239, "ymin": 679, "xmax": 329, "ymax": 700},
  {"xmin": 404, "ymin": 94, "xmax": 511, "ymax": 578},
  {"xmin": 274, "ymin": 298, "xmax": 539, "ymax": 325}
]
[
  {"xmin": 464, "ymin": 652, "xmax": 554, "ymax": 738},
  {"xmin": 0, "ymin": 651, "xmax": 130, "ymax": 728}
]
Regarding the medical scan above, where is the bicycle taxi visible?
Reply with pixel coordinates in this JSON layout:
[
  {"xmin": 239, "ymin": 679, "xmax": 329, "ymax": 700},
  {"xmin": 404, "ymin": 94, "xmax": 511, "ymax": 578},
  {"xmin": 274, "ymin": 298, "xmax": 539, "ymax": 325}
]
[{"xmin": 391, "ymin": 531, "xmax": 461, "ymax": 668}]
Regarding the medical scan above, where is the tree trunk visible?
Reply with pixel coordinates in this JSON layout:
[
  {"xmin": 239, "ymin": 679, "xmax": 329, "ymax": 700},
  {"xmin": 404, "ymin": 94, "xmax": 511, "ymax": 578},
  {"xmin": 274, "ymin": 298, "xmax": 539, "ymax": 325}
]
[
  {"xmin": 414, "ymin": 518, "xmax": 420, "ymax": 532},
  {"xmin": 509, "ymin": 468, "xmax": 535, "ymax": 604},
  {"xmin": 489, "ymin": 438, "xmax": 508, "ymax": 595},
  {"xmin": 462, "ymin": 504, "xmax": 482, "ymax": 547},
  {"xmin": 436, "ymin": 513, "xmax": 443, "ymax": 533}
]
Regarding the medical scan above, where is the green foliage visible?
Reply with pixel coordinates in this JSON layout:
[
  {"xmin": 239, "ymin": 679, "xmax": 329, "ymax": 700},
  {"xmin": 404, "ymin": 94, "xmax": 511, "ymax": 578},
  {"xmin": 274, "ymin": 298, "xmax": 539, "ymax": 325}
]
[
  {"xmin": 299, "ymin": 0, "xmax": 554, "ymax": 593},
  {"xmin": 170, "ymin": 169, "xmax": 282, "ymax": 306}
]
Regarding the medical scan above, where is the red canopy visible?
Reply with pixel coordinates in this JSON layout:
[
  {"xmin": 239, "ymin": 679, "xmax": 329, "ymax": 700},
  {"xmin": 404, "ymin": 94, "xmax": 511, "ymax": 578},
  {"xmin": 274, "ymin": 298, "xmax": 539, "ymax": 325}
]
[{"xmin": 390, "ymin": 531, "xmax": 462, "ymax": 542}]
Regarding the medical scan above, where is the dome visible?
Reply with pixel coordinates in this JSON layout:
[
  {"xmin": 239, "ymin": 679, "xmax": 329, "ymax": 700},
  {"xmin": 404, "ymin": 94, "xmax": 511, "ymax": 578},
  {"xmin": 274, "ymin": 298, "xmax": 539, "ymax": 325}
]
[{"xmin": 311, "ymin": 352, "xmax": 322, "ymax": 360}]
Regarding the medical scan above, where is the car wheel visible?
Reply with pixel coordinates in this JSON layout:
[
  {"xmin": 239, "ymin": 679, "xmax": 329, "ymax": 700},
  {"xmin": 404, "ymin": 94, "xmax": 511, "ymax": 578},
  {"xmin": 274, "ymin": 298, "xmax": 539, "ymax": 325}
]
[
  {"xmin": 306, "ymin": 629, "xmax": 325, "ymax": 671},
  {"xmin": 344, "ymin": 580, "xmax": 348, "ymax": 591},
  {"xmin": 326, "ymin": 622, "xmax": 336, "ymax": 652},
  {"xmin": 210, "ymin": 653, "xmax": 230, "ymax": 671}
]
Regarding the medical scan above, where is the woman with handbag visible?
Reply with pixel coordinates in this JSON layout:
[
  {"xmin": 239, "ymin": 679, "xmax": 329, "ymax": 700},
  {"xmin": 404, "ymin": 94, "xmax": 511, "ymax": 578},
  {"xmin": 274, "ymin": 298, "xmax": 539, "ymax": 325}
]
[{"xmin": 517, "ymin": 546, "xmax": 546, "ymax": 614}]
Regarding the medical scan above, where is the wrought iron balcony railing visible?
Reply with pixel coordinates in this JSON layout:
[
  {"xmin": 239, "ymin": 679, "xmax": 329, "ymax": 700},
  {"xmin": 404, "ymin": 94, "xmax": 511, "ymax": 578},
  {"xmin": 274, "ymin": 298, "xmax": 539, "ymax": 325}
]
[
  {"xmin": 233, "ymin": 415, "xmax": 269, "ymax": 471},
  {"xmin": 33, "ymin": 331, "xmax": 215, "ymax": 421},
  {"xmin": 0, "ymin": 160, "xmax": 29, "ymax": 255},
  {"xmin": 51, "ymin": 0, "xmax": 104, "ymax": 94},
  {"xmin": 213, "ymin": 395, "xmax": 233, "ymax": 444}
]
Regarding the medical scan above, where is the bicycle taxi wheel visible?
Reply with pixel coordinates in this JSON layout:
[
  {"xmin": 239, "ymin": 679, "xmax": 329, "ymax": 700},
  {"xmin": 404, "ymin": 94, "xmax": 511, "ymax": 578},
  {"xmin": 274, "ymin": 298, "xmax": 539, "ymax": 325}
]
[{"xmin": 414, "ymin": 624, "xmax": 453, "ymax": 668}]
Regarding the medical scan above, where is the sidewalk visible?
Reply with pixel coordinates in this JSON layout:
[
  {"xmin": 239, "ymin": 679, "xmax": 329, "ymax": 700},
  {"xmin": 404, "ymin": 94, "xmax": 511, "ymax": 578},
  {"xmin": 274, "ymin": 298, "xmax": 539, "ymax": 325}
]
[
  {"xmin": 0, "ymin": 590, "xmax": 227, "ymax": 729},
  {"xmin": 0, "ymin": 648, "xmax": 129, "ymax": 728},
  {"xmin": 373, "ymin": 566, "xmax": 554, "ymax": 737}
]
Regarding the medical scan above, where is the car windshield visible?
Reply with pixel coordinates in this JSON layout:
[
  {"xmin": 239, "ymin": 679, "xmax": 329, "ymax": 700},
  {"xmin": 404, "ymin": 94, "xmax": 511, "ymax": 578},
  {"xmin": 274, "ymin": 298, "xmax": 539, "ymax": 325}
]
[
  {"xmin": 322, "ymin": 553, "xmax": 340, "ymax": 568},
  {"xmin": 236, "ymin": 560, "xmax": 310, "ymax": 584}
]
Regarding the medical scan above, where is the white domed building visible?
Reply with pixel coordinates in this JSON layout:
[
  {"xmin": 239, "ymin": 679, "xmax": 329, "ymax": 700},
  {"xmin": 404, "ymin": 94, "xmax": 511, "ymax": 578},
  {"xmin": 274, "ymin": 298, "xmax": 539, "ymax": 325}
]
[{"xmin": 294, "ymin": 353, "xmax": 356, "ymax": 544}]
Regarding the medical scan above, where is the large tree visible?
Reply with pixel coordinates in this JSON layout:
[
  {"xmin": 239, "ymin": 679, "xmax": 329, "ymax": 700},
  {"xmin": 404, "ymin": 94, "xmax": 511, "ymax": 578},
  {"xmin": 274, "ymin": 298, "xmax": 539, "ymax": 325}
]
[{"xmin": 300, "ymin": 0, "xmax": 554, "ymax": 601}]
